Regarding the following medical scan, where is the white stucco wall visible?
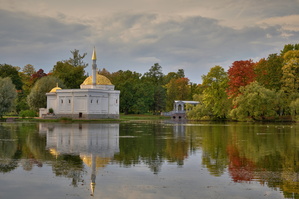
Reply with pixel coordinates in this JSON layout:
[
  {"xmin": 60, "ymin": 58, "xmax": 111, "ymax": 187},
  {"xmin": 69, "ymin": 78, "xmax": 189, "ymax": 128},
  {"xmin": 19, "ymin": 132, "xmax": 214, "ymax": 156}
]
[{"xmin": 46, "ymin": 88, "xmax": 120, "ymax": 118}]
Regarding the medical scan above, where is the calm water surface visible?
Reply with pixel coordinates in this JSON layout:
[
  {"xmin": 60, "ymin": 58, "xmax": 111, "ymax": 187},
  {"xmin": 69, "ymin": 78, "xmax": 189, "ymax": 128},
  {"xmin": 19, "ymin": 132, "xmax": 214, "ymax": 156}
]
[{"xmin": 0, "ymin": 121, "xmax": 298, "ymax": 199}]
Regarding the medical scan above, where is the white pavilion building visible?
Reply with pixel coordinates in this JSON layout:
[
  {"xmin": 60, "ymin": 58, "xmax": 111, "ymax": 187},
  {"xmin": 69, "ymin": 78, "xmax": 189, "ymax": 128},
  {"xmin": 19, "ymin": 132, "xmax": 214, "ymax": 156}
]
[{"xmin": 42, "ymin": 48, "xmax": 120, "ymax": 119}]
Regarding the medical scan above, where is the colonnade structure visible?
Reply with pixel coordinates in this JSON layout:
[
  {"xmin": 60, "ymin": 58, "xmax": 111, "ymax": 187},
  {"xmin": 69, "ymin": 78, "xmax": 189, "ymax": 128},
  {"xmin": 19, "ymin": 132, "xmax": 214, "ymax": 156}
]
[{"xmin": 162, "ymin": 100, "xmax": 199, "ymax": 120}]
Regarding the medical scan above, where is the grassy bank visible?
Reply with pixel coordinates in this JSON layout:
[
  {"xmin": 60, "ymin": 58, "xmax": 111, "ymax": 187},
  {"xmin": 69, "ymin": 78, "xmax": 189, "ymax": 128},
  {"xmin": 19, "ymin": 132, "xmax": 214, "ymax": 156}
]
[{"xmin": 2, "ymin": 114, "xmax": 169, "ymax": 123}]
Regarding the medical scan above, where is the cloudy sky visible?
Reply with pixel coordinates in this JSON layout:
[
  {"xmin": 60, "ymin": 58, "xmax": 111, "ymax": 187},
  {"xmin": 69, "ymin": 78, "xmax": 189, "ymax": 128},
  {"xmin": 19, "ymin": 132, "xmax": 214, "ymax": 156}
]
[{"xmin": 1, "ymin": 0, "xmax": 299, "ymax": 83}]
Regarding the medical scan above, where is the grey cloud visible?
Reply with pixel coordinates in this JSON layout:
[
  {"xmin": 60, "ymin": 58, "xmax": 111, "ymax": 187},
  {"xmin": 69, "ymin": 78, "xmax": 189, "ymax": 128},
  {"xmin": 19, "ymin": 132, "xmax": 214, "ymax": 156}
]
[
  {"xmin": 92, "ymin": 13, "xmax": 299, "ymax": 82},
  {"xmin": 0, "ymin": 9, "xmax": 90, "ymax": 46},
  {"xmin": 1, "ymin": 8, "xmax": 299, "ymax": 83}
]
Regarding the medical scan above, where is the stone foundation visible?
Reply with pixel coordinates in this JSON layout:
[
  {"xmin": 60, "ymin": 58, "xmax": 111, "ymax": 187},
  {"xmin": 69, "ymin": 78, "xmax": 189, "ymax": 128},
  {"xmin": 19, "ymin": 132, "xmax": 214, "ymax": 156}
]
[
  {"xmin": 171, "ymin": 113, "xmax": 186, "ymax": 120},
  {"xmin": 48, "ymin": 113, "xmax": 119, "ymax": 119}
]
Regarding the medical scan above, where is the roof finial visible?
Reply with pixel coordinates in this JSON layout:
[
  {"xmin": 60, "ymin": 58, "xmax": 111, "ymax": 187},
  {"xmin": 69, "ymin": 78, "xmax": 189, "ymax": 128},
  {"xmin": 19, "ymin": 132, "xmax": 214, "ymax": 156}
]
[{"xmin": 92, "ymin": 47, "xmax": 97, "ymax": 61}]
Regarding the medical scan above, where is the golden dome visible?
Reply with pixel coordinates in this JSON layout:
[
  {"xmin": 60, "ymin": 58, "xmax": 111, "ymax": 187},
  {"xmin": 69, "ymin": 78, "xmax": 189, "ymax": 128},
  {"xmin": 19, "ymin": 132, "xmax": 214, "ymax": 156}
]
[
  {"xmin": 49, "ymin": 84, "xmax": 62, "ymax": 93},
  {"xmin": 81, "ymin": 73, "xmax": 112, "ymax": 85},
  {"xmin": 80, "ymin": 155, "xmax": 110, "ymax": 168}
]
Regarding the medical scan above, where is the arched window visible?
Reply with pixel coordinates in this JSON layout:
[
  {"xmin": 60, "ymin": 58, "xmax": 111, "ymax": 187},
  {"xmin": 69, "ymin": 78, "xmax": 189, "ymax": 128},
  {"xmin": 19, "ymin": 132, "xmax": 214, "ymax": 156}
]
[{"xmin": 178, "ymin": 104, "xmax": 182, "ymax": 111}]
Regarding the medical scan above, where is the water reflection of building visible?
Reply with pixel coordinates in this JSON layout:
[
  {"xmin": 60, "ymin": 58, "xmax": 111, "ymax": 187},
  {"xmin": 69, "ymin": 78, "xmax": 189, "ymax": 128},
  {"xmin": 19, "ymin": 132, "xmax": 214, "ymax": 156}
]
[{"xmin": 39, "ymin": 123, "xmax": 119, "ymax": 196}]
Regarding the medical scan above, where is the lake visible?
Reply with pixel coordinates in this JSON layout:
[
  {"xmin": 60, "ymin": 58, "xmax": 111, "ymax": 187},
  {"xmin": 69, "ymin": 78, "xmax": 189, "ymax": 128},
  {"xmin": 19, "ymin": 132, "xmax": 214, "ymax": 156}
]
[{"xmin": 0, "ymin": 121, "xmax": 298, "ymax": 199}]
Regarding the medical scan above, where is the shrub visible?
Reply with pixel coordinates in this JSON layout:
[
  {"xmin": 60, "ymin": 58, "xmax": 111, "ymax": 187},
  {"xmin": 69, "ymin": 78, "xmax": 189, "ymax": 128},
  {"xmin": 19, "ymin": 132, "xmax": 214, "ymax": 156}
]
[
  {"xmin": 49, "ymin": 108, "xmax": 54, "ymax": 114},
  {"xmin": 19, "ymin": 110, "xmax": 37, "ymax": 118}
]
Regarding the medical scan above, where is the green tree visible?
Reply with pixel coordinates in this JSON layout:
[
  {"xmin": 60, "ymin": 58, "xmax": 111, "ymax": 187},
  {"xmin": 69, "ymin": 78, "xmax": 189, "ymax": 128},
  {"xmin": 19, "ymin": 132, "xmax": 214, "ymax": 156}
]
[
  {"xmin": 27, "ymin": 76, "xmax": 66, "ymax": 111},
  {"xmin": 52, "ymin": 61, "xmax": 86, "ymax": 89},
  {"xmin": 177, "ymin": 69, "xmax": 185, "ymax": 78},
  {"xmin": 69, "ymin": 49, "xmax": 88, "ymax": 68},
  {"xmin": 163, "ymin": 69, "xmax": 185, "ymax": 84},
  {"xmin": 15, "ymin": 64, "xmax": 37, "ymax": 113},
  {"xmin": 22, "ymin": 64, "xmax": 36, "ymax": 77},
  {"xmin": 230, "ymin": 81, "xmax": 277, "ymax": 121},
  {"xmin": 290, "ymin": 98, "xmax": 299, "ymax": 120},
  {"xmin": 0, "ymin": 64, "xmax": 23, "ymax": 90},
  {"xmin": 255, "ymin": 54, "xmax": 283, "ymax": 91},
  {"xmin": 142, "ymin": 63, "xmax": 166, "ymax": 114},
  {"xmin": 281, "ymin": 50, "xmax": 299, "ymax": 95},
  {"xmin": 21, "ymin": 64, "xmax": 36, "ymax": 94},
  {"xmin": 0, "ymin": 77, "xmax": 17, "ymax": 117},
  {"xmin": 165, "ymin": 78, "xmax": 178, "ymax": 111},
  {"xmin": 280, "ymin": 43, "xmax": 299, "ymax": 56},
  {"xmin": 111, "ymin": 70, "xmax": 146, "ymax": 114},
  {"xmin": 165, "ymin": 77, "xmax": 191, "ymax": 111},
  {"xmin": 131, "ymin": 83, "xmax": 155, "ymax": 114},
  {"xmin": 143, "ymin": 63, "xmax": 164, "ymax": 85},
  {"xmin": 201, "ymin": 66, "xmax": 231, "ymax": 119}
]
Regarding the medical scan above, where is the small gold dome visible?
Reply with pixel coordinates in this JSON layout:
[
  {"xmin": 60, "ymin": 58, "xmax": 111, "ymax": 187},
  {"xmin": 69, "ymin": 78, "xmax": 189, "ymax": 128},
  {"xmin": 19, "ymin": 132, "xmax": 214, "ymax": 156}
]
[
  {"xmin": 80, "ymin": 155, "xmax": 110, "ymax": 168},
  {"xmin": 49, "ymin": 86, "xmax": 62, "ymax": 93},
  {"xmin": 81, "ymin": 73, "xmax": 112, "ymax": 85}
]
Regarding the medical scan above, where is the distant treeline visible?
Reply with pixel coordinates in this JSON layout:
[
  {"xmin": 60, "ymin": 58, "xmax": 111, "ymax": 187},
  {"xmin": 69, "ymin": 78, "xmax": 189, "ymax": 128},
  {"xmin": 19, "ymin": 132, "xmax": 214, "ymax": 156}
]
[{"xmin": 0, "ymin": 44, "xmax": 299, "ymax": 121}]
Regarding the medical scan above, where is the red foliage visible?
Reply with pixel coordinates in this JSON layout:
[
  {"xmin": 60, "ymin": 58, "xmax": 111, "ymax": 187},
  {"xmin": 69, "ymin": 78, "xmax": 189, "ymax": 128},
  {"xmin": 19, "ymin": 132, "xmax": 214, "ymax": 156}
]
[
  {"xmin": 227, "ymin": 145, "xmax": 255, "ymax": 182},
  {"xmin": 227, "ymin": 60, "xmax": 256, "ymax": 98},
  {"xmin": 30, "ymin": 69, "xmax": 47, "ymax": 84}
]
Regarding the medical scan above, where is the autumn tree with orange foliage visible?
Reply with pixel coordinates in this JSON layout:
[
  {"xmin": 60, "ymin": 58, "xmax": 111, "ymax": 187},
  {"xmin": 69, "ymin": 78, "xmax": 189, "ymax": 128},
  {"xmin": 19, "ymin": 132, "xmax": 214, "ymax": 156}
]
[{"xmin": 227, "ymin": 60, "xmax": 256, "ymax": 98}]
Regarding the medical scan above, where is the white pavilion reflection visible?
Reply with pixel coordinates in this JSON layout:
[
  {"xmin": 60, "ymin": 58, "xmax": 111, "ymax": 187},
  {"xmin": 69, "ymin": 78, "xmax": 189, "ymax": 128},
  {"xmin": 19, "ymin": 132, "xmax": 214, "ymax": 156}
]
[{"xmin": 39, "ymin": 123, "xmax": 119, "ymax": 196}]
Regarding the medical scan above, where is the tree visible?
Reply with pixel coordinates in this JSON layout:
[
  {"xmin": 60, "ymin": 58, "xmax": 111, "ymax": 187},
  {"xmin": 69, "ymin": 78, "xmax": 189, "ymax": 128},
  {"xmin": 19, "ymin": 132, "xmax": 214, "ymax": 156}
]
[
  {"xmin": 143, "ymin": 63, "xmax": 164, "ymax": 85},
  {"xmin": 30, "ymin": 69, "xmax": 47, "ymax": 86},
  {"xmin": 201, "ymin": 66, "xmax": 231, "ymax": 119},
  {"xmin": 177, "ymin": 69, "xmax": 185, "ymax": 78},
  {"xmin": 163, "ymin": 69, "xmax": 185, "ymax": 84},
  {"xmin": 165, "ymin": 78, "xmax": 178, "ymax": 111},
  {"xmin": 21, "ymin": 64, "xmax": 36, "ymax": 93},
  {"xmin": 0, "ymin": 77, "xmax": 17, "ymax": 117},
  {"xmin": 111, "ymin": 70, "xmax": 149, "ymax": 114},
  {"xmin": 27, "ymin": 76, "xmax": 66, "ymax": 111},
  {"xmin": 290, "ymin": 98, "xmax": 299, "ymax": 120},
  {"xmin": 131, "ymin": 82, "xmax": 155, "ymax": 114},
  {"xmin": 165, "ymin": 77, "xmax": 191, "ymax": 111},
  {"xmin": 98, "ymin": 68, "xmax": 112, "ymax": 80},
  {"xmin": 227, "ymin": 60, "xmax": 256, "ymax": 98},
  {"xmin": 281, "ymin": 50, "xmax": 299, "ymax": 95},
  {"xmin": 142, "ymin": 63, "xmax": 166, "ymax": 114},
  {"xmin": 22, "ymin": 64, "xmax": 36, "ymax": 76},
  {"xmin": 51, "ymin": 61, "xmax": 86, "ymax": 89},
  {"xmin": 255, "ymin": 54, "xmax": 283, "ymax": 91},
  {"xmin": 175, "ymin": 78, "xmax": 190, "ymax": 100},
  {"xmin": 69, "ymin": 49, "xmax": 88, "ymax": 68},
  {"xmin": 230, "ymin": 81, "xmax": 277, "ymax": 121},
  {"xmin": 280, "ymin": 43, "xmax": 299, "ymax": 56},
  {"xmin": 0, "ymin": 64, "xmax": 23, "ymax": 90}
]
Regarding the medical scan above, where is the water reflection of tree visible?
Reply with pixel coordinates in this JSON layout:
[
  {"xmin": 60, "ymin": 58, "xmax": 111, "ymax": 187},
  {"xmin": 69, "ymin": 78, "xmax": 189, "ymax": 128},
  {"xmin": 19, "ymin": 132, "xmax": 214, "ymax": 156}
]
[
  {"xmin": 0, "ymin": 124, "xmax": 20, "ymax": 173},
  {"xmin": 114, "ymin": 123, "xmax": 191, "ymax": 174},
  {"xmin": 114, "ymin": 123, "xmax": 164, "ymax": 174},
  {"xmin": 199, "ymin": 125, "xmax": 229, "ymax": 176},
  {"xmin": 188, "ymin": 122, "xmax": 299, "ymax": 198},
  {"xmin": 227, "ymin": 145, "xmax": 255, "ymax": 182},
  {"xmin": 227, "ymin": 124, "xmax": 299, "ymax": 199},
  {"xmin": 52, "ymin": 154, "xmax": 86, "ymax": 187},
  {"xmin": 0, "ymin": 122, "xmax": 86, "ymax": 187}
]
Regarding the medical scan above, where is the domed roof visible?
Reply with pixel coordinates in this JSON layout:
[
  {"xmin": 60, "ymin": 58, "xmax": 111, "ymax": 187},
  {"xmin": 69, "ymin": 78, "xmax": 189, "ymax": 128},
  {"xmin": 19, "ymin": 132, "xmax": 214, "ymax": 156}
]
[
  {"xmin": 49, "ymin": 84, "xmax": 62, "ymax": 92},
  {"xmin": 81, "ymin": 73, "xmax": 112, "ymax": 85}
]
